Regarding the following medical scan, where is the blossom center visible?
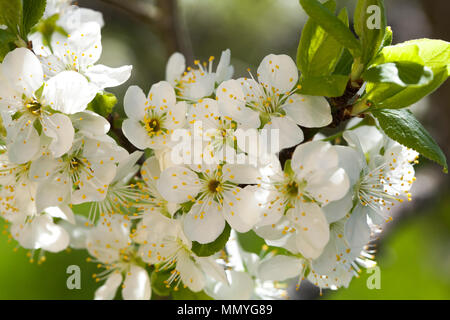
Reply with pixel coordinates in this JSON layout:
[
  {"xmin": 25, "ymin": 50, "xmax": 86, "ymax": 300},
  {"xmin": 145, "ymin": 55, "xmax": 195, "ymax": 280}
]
[
  {"xmin": 25, "ymin": 99, "xmax": 42, "ymax": 116},
  {"xmin": 143, "ymin": 114, "xmax": 164, "ymax": 137},
  {"xmin": 208, "ymin": 179, "xmax": 222, "ymax": 194}
]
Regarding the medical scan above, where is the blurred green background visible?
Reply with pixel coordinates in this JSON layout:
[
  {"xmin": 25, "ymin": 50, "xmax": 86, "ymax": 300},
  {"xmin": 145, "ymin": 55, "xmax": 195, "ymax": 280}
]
[{"xmin": 0, "ymin": 0, "xmax": 449, "ymax": 300}]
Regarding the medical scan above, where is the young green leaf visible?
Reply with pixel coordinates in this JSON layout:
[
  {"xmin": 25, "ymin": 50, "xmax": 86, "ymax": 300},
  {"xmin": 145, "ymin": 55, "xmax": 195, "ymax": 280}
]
[
  {"xmin": 0, "ymin": 0, "xmax": 22, "ymax": 34},
  {"xmin": 364, "ymin": 39, "xmax": 450, "ymax": 109},
  {"xmin": 22, "ymin": 0, "xmax": 47, "ymax": 38},
  {"xmin": 297, "ymin": 0, "xmax": 349, "ymax": 77},
  {"xmin": 333, "ymin": 48, "xmax": 353, "ymax": 76},
  {"xmin": 381, "ymin": 26, "xmax": 393, "ymax": 48},
  {"xmin": 298, "ymin": 74, "xmax": 349, "ymax": 97},
  {"xmin": 354, "ymin": 0, "xmax": 386, "ymax": 68},
  {"xmin": 0, "ymin": 29, "xmax": 16, "ymax": 61},
  {"xmin": 298, "ymin": 0, "xmax": 361, "ymax": 58},
  {"xmin": 236, "ymin": 230, "xmax": 266, "ymax": 255},
  {"xmin": 363, "ymin": 61, "xmax": 434, "ymax": 87},
  {"xmin": 150, "ymin": 269, "xmax": 172, "ymax": 297},
  {"xmin": 191, "ymin": 223, "xmax": 231, "ymax": 257},
  {"xmin": 372, "ymin": 109, "xmax": 447, "ymax": 173}
]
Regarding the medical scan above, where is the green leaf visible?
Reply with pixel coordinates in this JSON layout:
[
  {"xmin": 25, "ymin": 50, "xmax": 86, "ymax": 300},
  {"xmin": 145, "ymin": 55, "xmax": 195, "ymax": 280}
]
[
  {"xmin": 333, "ymin": 48, "xmax": 353, "ymax": 76},
  {"xmin": 0, "ymin": 29, "xmax": 16, "ymax": 61},
  {"xmin": 365, "ymin": 39, "xmax": 450, "ymax": 109},
  {"xmin": 191, "ymin": 223, "xmax": 231, "ymax": 257},
  {"xmin": 0, "ymin": 0, "xmax": 22, "ymax": 34},
  {"xmin": 297, "ymin": 1, "xmax": 349, "ymax": 77},
  {"xmin": 363, "ymin": 61, "xmax": 434, "ymax": 87},
  {"xmin": 236, "ymin": 230, "xmax": 292, "ymax": 257},
  {"xmin": 299, "ymin": 0, "xmax": 361, "ymax": 58},
  {"xmin": 150, "ymin": 269, "xmax": 172, "ymax": 297},
  {"xmin": 372, "ymin": 109, "xmax": 447, "ymax": 173},
  {"xmin": 87, "ymin": 92, "xmax": 118, "ymax": 117},
  {"xmin": 22, "ymin": 0, "xmax": 47, "ymax": 38},
  {"xmin": 298, "ymin": 74, "xmax": 348, "ymax": 97},
  {"xmin": 381, "ymin": 26, "xmax": 393, "ymax": 48},
  {"xmin": 236, "ymin": 230, "xmax": 266, "ymax": 255},
  {"xmin": 354, "ymin": 0, "xmax": 386, "ymax": 67}
]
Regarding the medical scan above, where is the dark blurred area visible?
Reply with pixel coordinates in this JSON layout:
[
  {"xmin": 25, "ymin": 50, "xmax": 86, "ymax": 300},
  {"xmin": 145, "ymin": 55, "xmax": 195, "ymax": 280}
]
[{"xmin": 0, "ymin": 0, "xmax": 448, "ymax": 299}]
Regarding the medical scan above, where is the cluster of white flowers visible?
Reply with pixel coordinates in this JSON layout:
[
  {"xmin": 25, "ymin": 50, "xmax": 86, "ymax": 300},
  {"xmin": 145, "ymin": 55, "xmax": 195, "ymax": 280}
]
[{"xmin": 0, "ymin": 1, "xmax": 420, "ymax": 300}]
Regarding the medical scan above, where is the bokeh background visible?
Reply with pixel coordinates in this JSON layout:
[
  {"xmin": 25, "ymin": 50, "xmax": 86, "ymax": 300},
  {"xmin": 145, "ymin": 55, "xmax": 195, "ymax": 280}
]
[{"xmin": 0, "ymin": 0, "xmax": 448, "ymax": 300}]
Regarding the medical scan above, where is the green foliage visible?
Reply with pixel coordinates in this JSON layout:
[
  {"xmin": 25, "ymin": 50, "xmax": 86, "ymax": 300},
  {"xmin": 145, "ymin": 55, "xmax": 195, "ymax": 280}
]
[
  {"xmin": 0, "ymin": 0, "xmax": 22, "ymax": 34},
  {"xmin": 372, "ymin": 109, "xmax": 447, "ymax": 173},
  {"xmin": 298, "ymin": 74, "xmax": 349, "ymax": 97},
  {"xmin": 333, "ymin": 48, "xmax": 353, "ymax": 76},
  {"xmin": 364, "ymin": 39, "xmax": 450, "ymax": 109},
  {"xmin": 237, "ymin": 230, "xmax": 266, "ymax": 255},
  {"xmin": 0, "ymin": 29, "xmax": 16, "ymax": 61},
  {"xmin": 0, "ymin": 0, "xmax": 46, "ymax": 41},
  {"xmin": 298, "ymin": 0, "xmax": 361, "ymax": 58},
  {"xmin": 354, "ymin": 0, "xmax": 386, "ymax": 69},
  {"xmin": 87, "ymin": 92, "xmax": 118, "ymax": 117},
  {"xmin": 296, "ymin": 0, "xmax": 350, "ymax": 97},
  {"xmin": 22, "ymin": 0, "xmax": 47, "ymax": 38},
  {"xmin": 191, "ymin": 223, "xmax": 231, "ymax": 257},
  {"xmin": 363, "ymin": 61, "xmax": 434, "ymax": 87},
  {"xmin": 150, "ymin": 269, "xmax": 172, "ymax": 297},
  {"xmin": 297, "ymin": 0, "xmax": 348, "ymax": 77}
]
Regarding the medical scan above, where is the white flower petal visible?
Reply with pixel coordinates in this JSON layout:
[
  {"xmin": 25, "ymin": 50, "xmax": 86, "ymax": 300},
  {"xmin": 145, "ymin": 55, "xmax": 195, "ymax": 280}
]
[
  {"xmin": 183, "ymin": 202, "xmax": 226, "ymax": 244},
  {"xmin": 122, "ymin": 265, "xmax": 151, "ymax": 300},
  {"xmin": 196, "ymin": 256, "xmax": 228, "ymax": 284},
  {"xmin": 323, "ymin": 191, "xmax": 354, "ymax": 224},
  {"xmin": 94, "ymin": 273, "xmax": 123, "ymax": 300},
  {"xmin": 263, "ymin": 116, "xmax": 303, "ymax": 151},
  {"xmin": 215, "ymin": 49, "xmax": 234, "ymax": 83},
  {"xmin": 1, "ymin": 48, "xmax": 43, "ymax": 96},
  {"xmin": 222, "ymin": 164, "xmax": 261, "ymax": 184},
  {"xmin": 282, "ymin": 94, "xmax": 331, "ymax": 128},
  {"xmin": 291, "ymin": 141, "xmax": 338, "ymax": 175},
  {"xmin": 7, "ymin": 121, "xmax": 40, "ymax": 164},
  {"xmin": 124, "ymin": 85, "xmax": 147, "ymax": 120},
  {"xmin": 258, "ymin": 255, "xmax": 303, "ymax": 281},
  {"xmin": 84, "ymin": 64, "xmax": 132, "ymax": 90},
  {"xmin": 45, "ymin": 205, "xmax": 75, "ymax": 224},
  {"xmin": 36, "ymin": 179, "xmax": 71, "ymax": 213},
  {"xmin": 43, "ymin": 71, "xmax": 97, "ymax": 114},
  {"xmin": 307, "ymin": 167, "xmax": 350, "ymax": 203},
  {"xmin": 166, "ymin": 52, "xmax": 185, "ymax": 85},
  {"xmin": 257, "ymin": 54, "xmax": 298, "ymax": 94},
  {"xmin": 217, "ymin": 79, "xmax": 260, "ymax": 127},
  {"xmin": 148, "ymin": 81, "xmax": 176, "ymax": 108},
  {"xmin": 71, "ymin": 110, "xmax": 111, "ymax": 136},
  {"xmin": 157, "ymin": 166, "xmax": 201, "ymax": 203},
  {"xmin": 42, "ymin": 113, "xmax": 74, "ymax": 157},
  {"xmin": 287, "ymin": 203, "xmax": 330, "ymax": 259},
  {"xmin": 12, "ymin": 214, "xmax": 70, "ymax": 252},
  {"xmin": 222, "ymin": 186, "xmax": 261, "ymax": 233},
  {"xmin": 344, "ymin": 205, "xmax": 371, "ymax": 248},
  {"xmin": 177, "ymin": 252, "xmax": 206, "ymax": 292},
  {"xmin": 207, "ymin": 270, "xmax": 253, "ymax": 300},
  {"xmin": 122, "ymin": 119, "xmax": 150, "ymax": 150}
]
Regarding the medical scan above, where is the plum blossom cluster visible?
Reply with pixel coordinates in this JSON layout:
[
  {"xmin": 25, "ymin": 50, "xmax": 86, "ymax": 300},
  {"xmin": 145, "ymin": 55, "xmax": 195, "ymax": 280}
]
[{"xmin": 0, "ymin": 1, "xmax": 421, "ymax": 300}]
